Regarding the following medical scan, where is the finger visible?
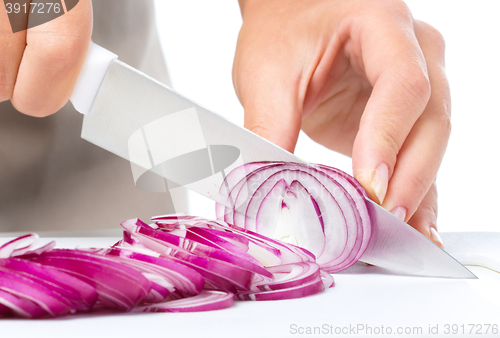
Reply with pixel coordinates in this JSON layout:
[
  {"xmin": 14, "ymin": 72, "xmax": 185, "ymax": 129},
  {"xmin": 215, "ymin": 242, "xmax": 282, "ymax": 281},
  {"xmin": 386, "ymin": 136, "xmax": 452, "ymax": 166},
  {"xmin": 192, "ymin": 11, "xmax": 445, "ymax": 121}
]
[
  {"xmin": 0, "ymin": 1, "xmax": 27, "ymax": 102},
  {"xmin": 407, "ymin": 181, "xmax": 444, "ymax": 248},
  {"xmin": 233, "ymin": 27, "xmax": 303, "ymax": 152},
  {"xmin": 381, "ymin": 21, "xmax": 450, "ymax": 224},
  {"xmin": 351, "ymin": 4, "xmax": 431, "ymax": 204},
  {"xmin": 11, "ymin": 0, "xmax": 92, "ymax": 117}
]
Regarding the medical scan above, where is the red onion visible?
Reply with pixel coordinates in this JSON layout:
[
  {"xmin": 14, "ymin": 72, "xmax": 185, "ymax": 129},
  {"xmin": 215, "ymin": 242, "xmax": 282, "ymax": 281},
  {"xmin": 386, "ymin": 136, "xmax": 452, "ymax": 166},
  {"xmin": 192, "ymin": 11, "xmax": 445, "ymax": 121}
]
[
  {"xmin": 0, "ymin": 234, "xmax": 40, "ymax": 258},
  {"xmin": 216, "ymin": 162, "xmax": 372, "ymax": 273},
  {"xmin": 125, "ymin": 216, "xmax": 332, "ymax": 302},
  {"xmin": 0, "ymin": 258, "xmax": 98, "ymax": 311},
  {"xmin": 0, "ymin": 289, "xmax": 46, "ymax": 318},
  {"xmin": 237, "ymin": 276, "xmax": 325, "ymax": 301},
  {"xmin": 0, "ymin": 212, "xmax": 334, "ymax": 318},
  {"xmin": 134, "ymin": 290, "xmax": 234, "ymax": 313},
  {"xmin": 250, "ymin": 262, "xmax": 321, "ymax": 292},
  {"xmin": 153, "ymin": 215, "xmax": 316, "ymax": 266},
  {"xmin": 23, "ymin": 250, "xmax": 151, "ymax": 311},
  {"xmin": 0, "ymin": 267, "xmax": 77, "ymax": 316},
  {"xmin": 0, "ymin": 303, "xmax": 9, "ymax": 316},
  {"xmin": 104, "ymin": 248, "xmax": 204, "ymax": 299},
  {"xmin": 0, "ymin": 161, "xmax": 374, "ymax": 318}
]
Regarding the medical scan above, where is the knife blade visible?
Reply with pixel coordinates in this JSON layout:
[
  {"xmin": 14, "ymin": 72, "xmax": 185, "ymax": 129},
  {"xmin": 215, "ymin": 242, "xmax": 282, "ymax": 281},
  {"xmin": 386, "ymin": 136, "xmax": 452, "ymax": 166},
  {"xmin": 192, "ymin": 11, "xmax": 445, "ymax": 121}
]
[
  {"xmin": 70, "ymin": 43, "xmax": 475, "ymax": 279},
  {"xmin": 361, "ymin": 199, "xmax": 475, "ymax": 278}
]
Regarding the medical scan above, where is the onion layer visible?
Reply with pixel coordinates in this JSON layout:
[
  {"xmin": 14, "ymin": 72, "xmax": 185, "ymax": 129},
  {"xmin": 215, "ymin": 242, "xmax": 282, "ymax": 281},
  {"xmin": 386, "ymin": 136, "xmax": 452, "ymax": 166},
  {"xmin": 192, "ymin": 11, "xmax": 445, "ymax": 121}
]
[
  {"xmin": 216, "ymin": 162, "xmax": 372, "ymax": 273},
  {"xmin": 0, "ymin": 214, "xmax": 334, "ymax": 318}
]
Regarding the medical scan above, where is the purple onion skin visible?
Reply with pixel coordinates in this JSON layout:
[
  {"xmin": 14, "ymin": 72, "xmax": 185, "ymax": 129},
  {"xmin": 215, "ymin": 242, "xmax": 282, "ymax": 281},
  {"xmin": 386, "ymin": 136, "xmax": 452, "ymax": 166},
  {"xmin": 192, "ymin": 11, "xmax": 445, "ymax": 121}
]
[
  {"xmin": 216, "ymin": 161, "xmax": 372, "ymax": 273},
  {"xmin": 0, "ymin": 205, "xmax": 338, "ymax": 318}
]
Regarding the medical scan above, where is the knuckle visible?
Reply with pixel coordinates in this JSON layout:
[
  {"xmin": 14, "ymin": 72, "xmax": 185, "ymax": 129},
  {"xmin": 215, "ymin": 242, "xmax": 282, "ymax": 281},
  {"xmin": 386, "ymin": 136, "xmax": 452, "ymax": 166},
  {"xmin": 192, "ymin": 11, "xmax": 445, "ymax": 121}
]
[
  {"xmin": 397, "ymin": 66, "xmax": 431, "ymax": 107},
  {"xmin": 378, "ymin": 127, "xmax": 402, "ymax": 157},
  {"xmin": 368, "ymin": 0, "xmax": 413, "ymax": 23},
  {"xmin": 420, "ymin": 22, "xmax": 446, "ymax": 51},
  {"xmin": 388, "ymin": 0, "xmax": 412, "ymax": 17},
  {"xmin": 356, "ymin": 0, "xmax": 413, "ymax": 25},
  {"xmin": 437, "ymin": 107, "xmax": 452, "ymax": 137},
  {"xmin": 407, "ymin": 174, "xmax": 429, "ymax": 205},
  {"xmin": 35, "ymin": 35, "xmax": 87, "ymax": 64},
  {"xmin": 245, "ymin": 117, "xmax": 297, "ymax": 151},
  {"xmin": 246, "ymin": 121, "xmax": 272, "ymax": 140},
  {"xmin": 429, "ymin": 92, "xmax": 452, "ymax": 137},
  {"xmin": 375, "ymin": 0, "xmax": 411, "ymax": 15},
  {"xmin": 409, "ymin": 70, "xmax": 431, "ymax": 102}
]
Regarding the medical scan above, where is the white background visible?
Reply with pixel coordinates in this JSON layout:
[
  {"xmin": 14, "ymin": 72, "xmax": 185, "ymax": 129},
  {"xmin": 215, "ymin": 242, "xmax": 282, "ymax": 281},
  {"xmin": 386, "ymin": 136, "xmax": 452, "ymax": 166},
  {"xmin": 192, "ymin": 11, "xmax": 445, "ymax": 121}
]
[{"xmin": 154, "ymin": 0, "xmax": 500, "ymax": 233}]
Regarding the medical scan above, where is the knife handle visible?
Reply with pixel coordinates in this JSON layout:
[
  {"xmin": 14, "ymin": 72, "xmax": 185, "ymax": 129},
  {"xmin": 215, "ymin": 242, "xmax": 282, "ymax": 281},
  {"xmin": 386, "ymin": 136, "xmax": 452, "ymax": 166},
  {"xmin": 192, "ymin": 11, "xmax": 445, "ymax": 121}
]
[{"xmin": 70, "ymin": 42, "xmax": 118, "ymax": 115}]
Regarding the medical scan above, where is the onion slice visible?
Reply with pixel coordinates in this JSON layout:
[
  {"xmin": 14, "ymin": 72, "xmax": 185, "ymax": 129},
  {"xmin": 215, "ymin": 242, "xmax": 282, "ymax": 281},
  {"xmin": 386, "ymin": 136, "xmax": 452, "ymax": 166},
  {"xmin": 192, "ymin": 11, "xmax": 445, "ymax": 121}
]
[
  {"xmin": 122, "ymin": 218, "xmax": 272, "ymax": 280},
  {"xmin": 251, "ymin": 262, "xmax": 321, "ymax": 292},
  {"xmin": 0, "ymin": 193, "xmax": 344, "ymax": 318},
  {"xmin": 135, "ymin": 290, "xmax": 234, "ymax": 313},
  {"xmin": 23, "ymin": 250, "xmax": 151, "ymax": 311},
  {"xmin": 0, "ymin": 268, "xmax": 74, "ymax": 316},
  {"xmin": 321, "ymin": 270, "xmax": 335, "ymax": 289},
  {"xmin": 0, "ymin": 258, "xmax": 98, "ymax": 311},
  {"xmin": 0, "ymin": 289, "xmax": 47, "ymax": 318},
  {"xmin": 104, "ymin": 248, "xmax": 204, "ymax": 299},
  {"xmin": 154, "ymin": 216, "xmax": 315, "ymax": 266},
  {"xmin": 0, "ymin": 234, "xmax": 39, "ymax": 258},
  {"xmin": 237, "ymin": 276, "xmax": 325, "ymax": 301}
]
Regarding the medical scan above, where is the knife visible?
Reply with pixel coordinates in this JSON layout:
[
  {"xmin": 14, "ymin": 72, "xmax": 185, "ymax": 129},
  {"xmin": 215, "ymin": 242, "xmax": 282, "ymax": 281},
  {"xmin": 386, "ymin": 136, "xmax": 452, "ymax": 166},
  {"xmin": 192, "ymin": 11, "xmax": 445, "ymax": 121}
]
[{"xmin": 70, "ymin": 43, "xmax": 475, "ymax": 279}]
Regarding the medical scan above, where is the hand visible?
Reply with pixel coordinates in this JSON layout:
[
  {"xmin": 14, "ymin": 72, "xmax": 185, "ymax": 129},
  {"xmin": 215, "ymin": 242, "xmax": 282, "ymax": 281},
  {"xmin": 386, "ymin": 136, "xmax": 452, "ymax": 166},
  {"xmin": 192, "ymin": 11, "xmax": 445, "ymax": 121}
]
[
  {"xmin": 0, "ymin": 0, "xmax": 92, "ymax": 116},
  {"xmin": 233, "ymin": 0, "xmax": 450, "ymax": 248}
]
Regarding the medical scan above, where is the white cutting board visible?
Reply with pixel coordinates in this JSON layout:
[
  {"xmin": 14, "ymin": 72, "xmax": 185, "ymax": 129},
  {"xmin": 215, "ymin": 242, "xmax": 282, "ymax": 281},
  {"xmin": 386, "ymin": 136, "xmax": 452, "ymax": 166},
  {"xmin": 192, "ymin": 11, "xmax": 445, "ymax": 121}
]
[
  {"xmin": 0, "ymin": 234, "xmax": 499, "ymax": 338},
  {"xmin": 440, "ymin": 232, "xmax": 500, "ymax": 273}
]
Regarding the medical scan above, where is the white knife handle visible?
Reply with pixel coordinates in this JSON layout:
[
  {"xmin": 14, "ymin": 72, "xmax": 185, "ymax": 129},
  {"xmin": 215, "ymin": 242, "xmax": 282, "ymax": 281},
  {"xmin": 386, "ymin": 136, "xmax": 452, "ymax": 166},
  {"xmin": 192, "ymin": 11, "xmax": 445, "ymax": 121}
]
[{"xmin": 70, "ymin": 42, "xmax": 117, "ymax": 115}]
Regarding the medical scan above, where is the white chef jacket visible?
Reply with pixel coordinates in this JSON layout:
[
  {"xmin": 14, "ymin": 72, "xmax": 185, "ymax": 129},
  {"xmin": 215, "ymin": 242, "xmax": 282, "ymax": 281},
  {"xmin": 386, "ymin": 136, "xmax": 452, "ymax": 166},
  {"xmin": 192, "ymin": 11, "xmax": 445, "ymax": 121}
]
[{"xmin": 0, "ymin": 0, "xmax": 186, "ymax": 232}]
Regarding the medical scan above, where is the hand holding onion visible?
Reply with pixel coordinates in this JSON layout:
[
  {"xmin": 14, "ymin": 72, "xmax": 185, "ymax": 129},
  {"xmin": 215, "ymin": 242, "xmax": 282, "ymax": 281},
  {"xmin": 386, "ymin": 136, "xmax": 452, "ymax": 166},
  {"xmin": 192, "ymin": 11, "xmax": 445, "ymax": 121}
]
[{"xmin": 233, "ymin": 0, "xmax": 449, "ymax": 248}]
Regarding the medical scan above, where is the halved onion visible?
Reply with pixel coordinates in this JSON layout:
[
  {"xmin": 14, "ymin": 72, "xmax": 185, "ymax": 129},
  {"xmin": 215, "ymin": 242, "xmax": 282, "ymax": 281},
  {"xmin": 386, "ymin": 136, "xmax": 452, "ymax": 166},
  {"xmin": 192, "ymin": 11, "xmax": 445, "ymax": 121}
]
[{"xmin": 216, "ymin": 162, "xmax": 372, "ymax": 273}]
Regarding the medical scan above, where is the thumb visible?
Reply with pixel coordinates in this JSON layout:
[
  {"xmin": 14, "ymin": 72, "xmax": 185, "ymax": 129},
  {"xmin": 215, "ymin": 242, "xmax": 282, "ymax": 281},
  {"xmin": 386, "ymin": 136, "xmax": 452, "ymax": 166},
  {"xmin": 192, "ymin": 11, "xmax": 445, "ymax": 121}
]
[{"xmin": 233, "ymin": 46, "xmax": 303, "ymax": 153}]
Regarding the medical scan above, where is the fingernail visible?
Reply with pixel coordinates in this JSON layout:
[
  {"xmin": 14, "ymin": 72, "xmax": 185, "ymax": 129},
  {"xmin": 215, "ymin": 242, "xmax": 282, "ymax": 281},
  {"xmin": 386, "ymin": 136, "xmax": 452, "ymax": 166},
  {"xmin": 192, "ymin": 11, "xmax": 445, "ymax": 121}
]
[
  {"xmin": 371, "ymin": 163, "xmax": 389, "ymax": 204},
  {"xmin": 390, "ymin": 206, "xmax": 407, "ymax": 222},
  {"xmin": 429, "ymin": 227, "xmax": 444, "ymax": 249}
]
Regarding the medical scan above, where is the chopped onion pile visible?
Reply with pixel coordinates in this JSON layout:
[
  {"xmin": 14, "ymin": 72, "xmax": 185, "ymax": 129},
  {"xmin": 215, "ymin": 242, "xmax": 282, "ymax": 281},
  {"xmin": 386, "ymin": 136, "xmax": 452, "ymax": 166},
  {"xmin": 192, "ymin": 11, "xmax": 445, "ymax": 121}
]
[
  {"xmin": 216, "ymin": 162, "xmax": 372, "ymax": 273},
  {"xmin": 0, "ymin": 162, "xmax": 372, "ymax": 318},
  {"xmin": 0, "ymin": 215, "xmax": 334, "ymax": 318}
]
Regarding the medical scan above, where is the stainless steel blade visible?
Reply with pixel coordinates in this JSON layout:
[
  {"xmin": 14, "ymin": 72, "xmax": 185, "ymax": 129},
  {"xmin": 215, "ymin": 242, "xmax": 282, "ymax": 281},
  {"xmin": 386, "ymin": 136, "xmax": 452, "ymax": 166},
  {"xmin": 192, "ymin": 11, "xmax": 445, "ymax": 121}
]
[
  {"xmin": 360, "ymin": 199, "xmax": 476, "ymax": 278},
  {"xmin": 82, "ymin": 59, "xmax": 474, "ymax": 278},
  {"xmin": 82, "ymin": 60, "xmax": 305, "ymax": 206}
]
